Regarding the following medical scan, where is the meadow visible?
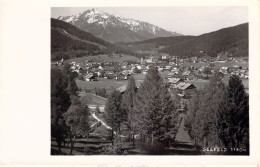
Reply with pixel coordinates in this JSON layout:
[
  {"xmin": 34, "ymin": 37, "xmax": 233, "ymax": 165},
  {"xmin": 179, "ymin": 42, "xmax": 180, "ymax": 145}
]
[
  {"xmin": 76, "ymin": 72, "xmax": 169, "ymax": 94},
  {"xmin": 65, "ymin": 54, "xmax": 140, "ymax": 63},
  {"xmin": 76, "ymin": 78, "xmax": 128, "ymax": 94}
]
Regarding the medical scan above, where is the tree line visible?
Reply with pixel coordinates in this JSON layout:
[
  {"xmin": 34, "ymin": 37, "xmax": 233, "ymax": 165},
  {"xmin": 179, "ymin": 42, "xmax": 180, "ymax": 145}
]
[
  {"xmin": 51, "ymin": 65, "xmax": 90, "ymax": 154},
  {"xmin": 185, "ymin": 74, "xmax": 249, "ymax": 154}
]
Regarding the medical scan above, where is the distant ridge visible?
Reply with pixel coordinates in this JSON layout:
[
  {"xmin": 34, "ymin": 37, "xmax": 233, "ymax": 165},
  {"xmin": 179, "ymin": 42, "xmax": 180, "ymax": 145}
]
[{"xmin": 124, "ymin": 23, "xmax": 248, "ymax": 57}]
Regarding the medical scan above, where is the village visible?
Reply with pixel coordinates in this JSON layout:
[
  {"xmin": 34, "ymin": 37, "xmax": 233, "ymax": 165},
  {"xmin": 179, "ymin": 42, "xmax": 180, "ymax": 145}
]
[
  {"xmin": 52, "ymin": 52, "xmax": 249, "ymax": 117},
  {"xmin": 55, "ymin": 52, "xmax": 249, "ymax": 100},
  {"xmin": 51, "ymin": 52, "xmax": 249, "ymax": 155}
]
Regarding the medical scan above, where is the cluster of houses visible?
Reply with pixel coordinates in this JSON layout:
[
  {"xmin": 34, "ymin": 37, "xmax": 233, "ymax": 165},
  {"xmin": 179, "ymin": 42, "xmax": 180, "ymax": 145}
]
[
  {"xmin": 68, "ymin": 54, "xmax": 174, "ymax": 81},
  {"xmin": 55, "ymin": 52, "xmax": 248, "ymax": 97},
  {"xmin": 51, "ymin": 52, "xmax": 249, "ymax": 114},
  {"xmin": 69, "ymin": 60, "xmax": 133, "ymax": 81},
  {"xmin": 219, "ymin": 65, "xmax": 249, "ymax": 79}
]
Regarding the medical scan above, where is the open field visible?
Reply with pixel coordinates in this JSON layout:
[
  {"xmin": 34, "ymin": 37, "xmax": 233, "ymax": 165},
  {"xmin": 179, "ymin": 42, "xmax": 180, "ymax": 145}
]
[
  {"xmin": 76, "ymin": 74, "xmax": 146, "ymax": 94},
  {"xmin": 76, "ymin": 78, "xmax": 127, "ymax": 93},
  {"xmin": 186, "ymin": 77, "xmax": 248, "ymax": 92},
  {"xmin": 65, "ymin": 54, "xmax": 140, "ymax": 63},
  {"xmin": 80, "ymin": 93, "xmax": 107, "ymax": 106},
  {"xmin": 76, "ymin": 72, "xmax": 168, "ymax": 94}
]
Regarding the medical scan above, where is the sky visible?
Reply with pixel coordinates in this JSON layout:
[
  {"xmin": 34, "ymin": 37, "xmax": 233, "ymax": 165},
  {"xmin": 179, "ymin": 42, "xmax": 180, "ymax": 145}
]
[{"xmin": 51, "ymin": 7, "xmax": 248, "ymax": 36}]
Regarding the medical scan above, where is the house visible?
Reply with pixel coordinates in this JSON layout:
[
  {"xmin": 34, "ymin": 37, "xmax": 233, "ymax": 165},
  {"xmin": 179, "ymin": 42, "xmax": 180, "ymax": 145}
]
[
  {"xmin": 122, "ymin": 70, "xmax": 130, "ymax": 75},
  {"xmin": 191, "ymin": 57, "xmax": 198, "ymax": 63},
  {"xmin": 98, "ymin": 65, "xmax": 103, "ymax": 70},
  {"xmin": 221, "ymin": 67, "xmax": 229, "ymax": 70},
  {"xmin": 136, "ymin": 65, "xmax": 142, "ymax": 70},
  {"xmin": 121, "ymin": 61, "xmax": 128, "ymax": 66},
  {"xmin": 176, "ymin": 82, "xmax": 196, "ymax": 97},
  {"xmin": 158, "ymin": 66, "xmax": 164, "ymax": 71},
  {"xmin": 182, "ymin": 71, "xmax": 197, "ymax": 80},
  {"xmin": 161, "ymin": 53, "xmax": 169, "ymax": 60},
  {"xmin": 146, "ymin": 57, "xmax": 154, "ymax": 64},
  {"xmin": 182, "ymin": 71, "xmax": 190, "ymax": 79},
  {"xmin": 216, "ymin": 71, "xmax": 224, "ymax": 78},
  {"xmin": 84, "ymin": 74, "xmax": 96, "ymax": 81},
  {"xmin": 233, "ymin": 65, "xmax": 242, "ymax": 69},
  {"xmin": 142, "ymin": 70, "xmax": 148, "ymax": 74},
  {"xmin": 115, "ymin": 73, "xmax": 130, "ymax": 80},
  {"xmin": 104, "ymin": 71, "xmax": 115, "ymax": 79},
  {"xmin": 116, "ymin": 84, "xmax": 139, "ymax": 94},
  {"xmin": 172, "ymin": 73, "xmax": 180, "ymax": 78},
  {"xmin": 168, "ymin": 78, "xmax": 184, "ymax": 89},
  {"xmin": 217, "ymin": 52, "xmax": 230, "ymax": 61},
  {"xmin": 219, "ymin": 67, "xmax": 229, "ymax": 74}
]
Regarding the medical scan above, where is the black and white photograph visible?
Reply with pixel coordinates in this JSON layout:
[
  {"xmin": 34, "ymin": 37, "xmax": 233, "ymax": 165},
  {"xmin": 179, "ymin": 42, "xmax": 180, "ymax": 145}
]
[
  {"xmin": 1, "ymin": 0, "xmax": 260, "ymax": 165},
  {"xmin": 51, "ymin": 6, "xmax": 250, "ymax": 155}
]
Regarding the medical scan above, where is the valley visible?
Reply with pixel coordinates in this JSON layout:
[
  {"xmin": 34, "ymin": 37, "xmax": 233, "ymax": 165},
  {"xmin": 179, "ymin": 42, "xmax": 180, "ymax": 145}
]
[{"xmin": 51, "ymin": 8, "xmax": 249, "ymax": 155}]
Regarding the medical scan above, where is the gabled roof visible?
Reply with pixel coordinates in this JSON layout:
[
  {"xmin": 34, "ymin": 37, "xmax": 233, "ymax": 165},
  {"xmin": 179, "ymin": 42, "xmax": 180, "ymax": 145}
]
[
  {"xmin": 182, "ymin": 71, "xmax": 191, "ymax": 76},
  {"xmin": 105, "ymin": 71, "xmax": 114, "ymax": 74},
  {"xmin": 84, "ymin": 74, "xmax": 94, "ymax": 79},
  {"xmin": 168, "ymin": 78, "xmax": 183, "ymax": 84},
  {"xmin": 177, "ymin": 83, "xmax": 196, "ymax": 90}
]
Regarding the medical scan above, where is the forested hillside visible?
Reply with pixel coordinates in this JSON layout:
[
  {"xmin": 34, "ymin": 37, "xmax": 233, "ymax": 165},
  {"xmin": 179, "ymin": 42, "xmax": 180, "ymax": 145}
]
[
  {"xmin": 51, "ymin": 19, "xmax": 138, "ymax": 61},
  {"xmin": 125, "ymin": 23, "xmax": 248, "ymax": 57}
]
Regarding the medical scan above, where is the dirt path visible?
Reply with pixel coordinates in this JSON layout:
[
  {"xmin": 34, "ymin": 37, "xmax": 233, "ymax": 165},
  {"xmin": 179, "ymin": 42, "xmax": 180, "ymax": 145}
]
[
  {"xmin": 91, "ymin": 113, "xmax": 111, "ymax": 130},
  {"xmin": 174, "ymin": 116, "xmax": 194, "ymax": 145},
  {"xmin": 169, "ymin": 115, "xmax": 199, "ymax": 155}
]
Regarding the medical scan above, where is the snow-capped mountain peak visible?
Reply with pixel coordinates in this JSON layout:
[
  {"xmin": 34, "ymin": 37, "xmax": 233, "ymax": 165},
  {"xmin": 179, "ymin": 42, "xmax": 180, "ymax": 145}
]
[{"xmin": 57, "ymin": 8, "xmax": 181, "ymax": 42}]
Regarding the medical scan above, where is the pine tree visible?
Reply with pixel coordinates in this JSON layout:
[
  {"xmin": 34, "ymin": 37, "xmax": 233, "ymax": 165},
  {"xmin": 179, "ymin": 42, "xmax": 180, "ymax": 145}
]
[
  {"xmin": 121, "ymin": 76, "xmax": 137, "ymax": 147},
  {"xmin": 134, "ymin": 65, "xmax": 178, "ymax": 148},
  {"xmin": 68, "ymin": 78, "xmax": 78, "ymax": 96},
  {"xmin": 104, "ymin": 90, "xmax": 125, "ymax": 146},
  {"xmin": 51, "ymin": 67, "xmax": 70, "ymax": 121},
  {"xmin": 218, "ymin": 75, "xmax": 249, "ymax": 152},
  {"xmin": 187, "ymin": 73, "xmax": 226, "ymax": 147},
  {"xmin": 51, "ymin": 67, "xmax": 71, "ymax": 153}
]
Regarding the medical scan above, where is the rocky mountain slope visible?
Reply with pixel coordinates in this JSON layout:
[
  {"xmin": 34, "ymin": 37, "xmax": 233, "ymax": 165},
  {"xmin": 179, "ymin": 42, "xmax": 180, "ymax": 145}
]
[{"xmin": 57, "ymin": 8, "xmax": 181, "ymax": 43}]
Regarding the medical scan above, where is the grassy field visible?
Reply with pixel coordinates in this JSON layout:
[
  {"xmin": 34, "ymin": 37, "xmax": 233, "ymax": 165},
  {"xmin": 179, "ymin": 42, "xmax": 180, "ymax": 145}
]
[
  {"xmin": 76, "ymin": 74, "xmax": 146, "ymax": 94},
  {"xmin": 65, "ymin": 54, "xmax": 140, "ymax": 63},
  {"xmin": 186, "ymin": 77, "xmax": 248, "ymax": 92},
  {"xmin": 76, "ymin": 78, "xmax": 127, "ymax": 93},
  {"xmin": 80, "ymin": 93, "xmax": 107, "ymax": 106}
]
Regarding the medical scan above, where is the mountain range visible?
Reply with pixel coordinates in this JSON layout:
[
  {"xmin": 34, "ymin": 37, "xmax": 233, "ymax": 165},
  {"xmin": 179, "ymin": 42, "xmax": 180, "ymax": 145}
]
[
  {"xmin": 52, "ymin": 11, "xmax": 248, "ymax": 61},
  {"xmin": 57, "ymin": 8, "xmax": 181, "ymax": 43}
]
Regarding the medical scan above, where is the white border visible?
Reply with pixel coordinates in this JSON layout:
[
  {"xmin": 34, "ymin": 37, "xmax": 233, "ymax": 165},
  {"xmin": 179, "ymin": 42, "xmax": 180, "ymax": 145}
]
[{"xmin": 0, "ymin": 0, "xmax": 259, "ymax": 166}]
